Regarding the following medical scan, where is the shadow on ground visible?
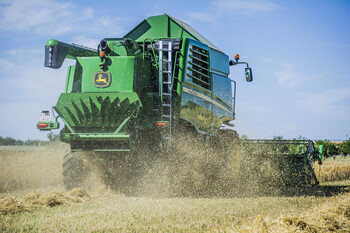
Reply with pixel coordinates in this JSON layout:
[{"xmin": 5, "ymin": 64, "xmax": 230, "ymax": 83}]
[{"xmin": 229, "ymin": 185, "xmax": 350, "ymax": 198}]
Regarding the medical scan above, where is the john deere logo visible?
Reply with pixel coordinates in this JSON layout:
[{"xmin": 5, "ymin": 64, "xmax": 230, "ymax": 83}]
[{"xmin": 93, "ymin": 72, "xmax": 111, "ymax": 88}]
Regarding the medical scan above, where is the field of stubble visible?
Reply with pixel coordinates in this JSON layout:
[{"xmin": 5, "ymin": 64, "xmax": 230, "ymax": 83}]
[{"xmin": 0, "ymin": 143, "xmax": 349, "ymax": 232}]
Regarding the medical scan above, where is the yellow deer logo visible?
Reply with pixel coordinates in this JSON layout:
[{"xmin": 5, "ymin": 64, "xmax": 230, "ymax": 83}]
[
  {"xmin": 94, "ymin": 72, "xmax": 111, "ymax": 88},
  {"xmin": 96, "ymin": 74, "xmax": 108, "ymax": 84}
]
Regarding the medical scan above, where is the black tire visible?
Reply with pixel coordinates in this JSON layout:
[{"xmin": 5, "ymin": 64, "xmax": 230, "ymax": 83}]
[
  {"xmin": 94, "ymin": 152, "xmax": 131, "ymax": 194},
  {"xmin": 62, "ymin": 152, "xmax": 90, "ymax": 190}
]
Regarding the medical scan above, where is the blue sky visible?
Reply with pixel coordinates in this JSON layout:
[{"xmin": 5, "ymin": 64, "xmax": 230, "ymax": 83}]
[{"xmin": 0, "ymin": 0, "xmax": 349, "ymax": 141}]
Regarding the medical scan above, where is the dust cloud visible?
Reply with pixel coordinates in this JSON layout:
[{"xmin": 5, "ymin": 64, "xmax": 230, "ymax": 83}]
[
  {"xmin": 0, "ymin": 143, "xmax": 69, "ymax": 195},
  {"xmin": 0, "ymin": 137, "xmax": 320, "ymax": 200},
  {"xmin": 129, "ymin": 130, "xmax": 242, "ymax": 197}
]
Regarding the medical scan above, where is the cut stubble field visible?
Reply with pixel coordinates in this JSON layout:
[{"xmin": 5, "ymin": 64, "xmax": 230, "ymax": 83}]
[{"xmin": 0, "ymin": 143, "xmax": 350, "ymax": 232}]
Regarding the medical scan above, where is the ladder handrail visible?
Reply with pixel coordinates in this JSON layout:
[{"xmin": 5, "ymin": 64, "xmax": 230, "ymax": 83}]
[
  {"xmin": 171, "ymin": 51, "xmax": 180, "ymax": 90},
  {"xmin": 158, "ymin": 39, "xmax": 173, "ymax": 145}
]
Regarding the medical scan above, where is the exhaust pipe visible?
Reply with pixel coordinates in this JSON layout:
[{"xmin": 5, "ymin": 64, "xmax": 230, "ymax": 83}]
[{"xmin": 99, "ymin": 39, "xmax": 111, "ymax": 55}]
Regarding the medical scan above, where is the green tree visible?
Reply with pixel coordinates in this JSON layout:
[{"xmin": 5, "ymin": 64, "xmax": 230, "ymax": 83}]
[
  {"xmin": 342, "ymin": 139, "xmax": 350, "ymax": 155},
  {"xmin": 0, "ymin": 136, "xmax": 17, "ymax": 145},
  {"xmin": 273, "ymin": 135, "xmax": 284, "ymax": 140},
  {"xmin": 47, "ymin": 132, "xmax": 60, "ymax": 142}
]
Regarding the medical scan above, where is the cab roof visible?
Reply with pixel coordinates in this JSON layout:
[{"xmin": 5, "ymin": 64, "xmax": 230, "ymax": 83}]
[{"xmin": 124, "ymin": 14, "xmax": 222, "ymax": 52}]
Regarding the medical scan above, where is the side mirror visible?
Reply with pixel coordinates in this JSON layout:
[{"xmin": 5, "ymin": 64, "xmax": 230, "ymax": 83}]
[{"xmin": 245, "ymin": 67, "xmax": 253, "ymax": 82}]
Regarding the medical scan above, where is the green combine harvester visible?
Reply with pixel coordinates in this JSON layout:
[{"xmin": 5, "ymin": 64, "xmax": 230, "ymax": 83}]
[{"xmin": 37, "ymin": 14, "xmax": 322, "ymax": 194}]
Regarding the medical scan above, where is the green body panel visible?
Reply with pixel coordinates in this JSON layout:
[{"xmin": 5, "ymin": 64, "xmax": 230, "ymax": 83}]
[
  {"xmin": 65, "ymin": 65, "xmax": 84, "ymax": 93},
  {"xmin": 64, "ymin": 56, "xmax": 153, "ymax": 94},
  {"xmin": 78, "ymin": 57, "xmax": 135, "ymax": 92},
  {"xmin": 55, "ymin": 53, "xmax": 154, "ymax": 148},
  {"xmin": 318, "ymin": 145, "xmax": 324, "ymax": 161}
]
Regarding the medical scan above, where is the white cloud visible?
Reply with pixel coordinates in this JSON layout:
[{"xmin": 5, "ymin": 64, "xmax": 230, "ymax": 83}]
[
  {"xmin": 214, "ymin": 0, "xmax": 282, "ymax": 15},
  {"xmin": 264, "ymin": 59, "xmax": 319, "ymax": 87},
  {"xmin": 188, "ymin": 12, "xmax": 218, "ymax": 23},
  {"xmin": 71, "ymin": 35, "xmax": 100, "ymax": 49},
  {"xmin": 7, "ymin": 48, "xmax": 41, "ymax": 56},
  {"xmin": 0, "ymin": 0, "xmax": 73, "ymax": 33},
  {"xmin": 0, "ymin": 0, "xmax": 127, "ymax": 37},
  {"xmin": 297, "ymin": 88, "xmax": 350, "ymax": 119},
  {"xmin": 188, "ymin": 0, "xmax": 282, "ymax": 22}
]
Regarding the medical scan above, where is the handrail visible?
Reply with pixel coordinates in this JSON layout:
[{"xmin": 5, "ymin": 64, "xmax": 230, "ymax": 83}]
[
  {"xmin": 231, "ymin": 80, "xmax": 236, "ymax": 119},
  {"xmin": 171, "ymin": 51, "xmax": 180, "ymax": 90},
  {"xmin": 143, "ymin": 38, "xmax": 158, "ymax": 67}
]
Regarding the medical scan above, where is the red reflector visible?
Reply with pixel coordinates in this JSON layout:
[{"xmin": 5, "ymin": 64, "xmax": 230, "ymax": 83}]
[
  {"xmin": 38, "ymin": 123, "xmax": 48, "ymax": 128},
  {"xmin": 155, "ymin": 122, "xmax": 167, "ymax": 128}
]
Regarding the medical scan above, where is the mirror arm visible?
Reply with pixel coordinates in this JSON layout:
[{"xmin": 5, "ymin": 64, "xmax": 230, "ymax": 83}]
[{"xmin": 230, "ymin": 61, "xmax": 250, "ymax": 68}]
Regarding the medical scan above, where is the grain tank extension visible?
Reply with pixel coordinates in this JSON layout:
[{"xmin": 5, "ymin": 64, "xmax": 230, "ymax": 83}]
[{"xmin": 37, "ymin": 14, "xmax": 322, "ymax": 193}]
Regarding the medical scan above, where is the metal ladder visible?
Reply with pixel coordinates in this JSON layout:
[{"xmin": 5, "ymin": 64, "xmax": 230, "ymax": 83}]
[{"xmin": 158, "ymin": 40, "xmax": 173, "ymax": 144}]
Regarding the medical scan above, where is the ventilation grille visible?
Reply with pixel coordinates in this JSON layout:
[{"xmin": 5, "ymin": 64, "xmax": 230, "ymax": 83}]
[{"xmin": 187, "ymin": 45, "xmax": 210, "ymax": 89}]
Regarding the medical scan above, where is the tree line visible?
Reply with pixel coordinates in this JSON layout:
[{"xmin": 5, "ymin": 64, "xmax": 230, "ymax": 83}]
[
  {"xmin": 274, "ymin": 136, "xmax": 350, "ymax": 156},
  {"xmin": 314, "ymin": 139, "xmax": 350, "ymax": 157},
  {"xmin": 0, "ymin": 135, "xmax": 54, "ymax": 146}
]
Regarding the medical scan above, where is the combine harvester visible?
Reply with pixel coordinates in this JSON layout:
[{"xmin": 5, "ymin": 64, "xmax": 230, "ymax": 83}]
[{"xmin": 37, "ymin": 14, "xmax": 323, "ymax": 194}]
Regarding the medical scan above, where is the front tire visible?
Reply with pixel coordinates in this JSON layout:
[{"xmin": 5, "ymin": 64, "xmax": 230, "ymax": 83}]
[{"xmin": 62, "ymin": 152, "xmax": 90, "ymax": 190}]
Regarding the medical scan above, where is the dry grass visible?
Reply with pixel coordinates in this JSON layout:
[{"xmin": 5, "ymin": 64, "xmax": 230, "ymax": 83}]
[
  {"xmin": 0, "ymin": 144, "xmax": 350, "ymax": 232},
  {"xmin": 1, "ymin": 188, "xmax": 349, "ymax": 232},
  {"xmin": 0, "ymin": 143, "xmax": 69, "ymax": 193},
  {"xmin": 315, "ymin": 156, "xmax": 350, "ymax": 183},
  {"xmin": 0, "ymin": 190, "xmax": 327, "ymax": 232},
  {"xmin": 0, "ymin": 188, "xmax": 90, "ymax": 215},
  {"xmin": 234, "ymin": 191, "xmax": 350, "ymax": 232}
]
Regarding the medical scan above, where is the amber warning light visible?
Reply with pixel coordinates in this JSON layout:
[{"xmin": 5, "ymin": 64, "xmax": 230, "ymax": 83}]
[{"xmin": 155, "ymin": 122, "xmax": 168, "ymax": 128}]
